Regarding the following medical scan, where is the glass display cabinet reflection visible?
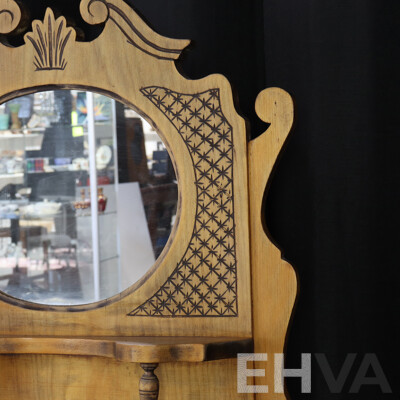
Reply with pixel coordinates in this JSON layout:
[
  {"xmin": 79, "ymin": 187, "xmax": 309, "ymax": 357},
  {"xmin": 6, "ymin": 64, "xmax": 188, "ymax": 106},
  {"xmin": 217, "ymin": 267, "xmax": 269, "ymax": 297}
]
[{"xmin": 0, "ymin": 90, "xmax": 178, "ymax": 306}]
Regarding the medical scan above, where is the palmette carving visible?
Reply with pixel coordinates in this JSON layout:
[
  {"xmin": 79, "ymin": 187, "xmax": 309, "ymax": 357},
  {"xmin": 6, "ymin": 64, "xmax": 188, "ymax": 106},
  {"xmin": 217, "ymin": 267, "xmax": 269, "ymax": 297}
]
[
  {"xmin": 25, "ymin": 8, "xmax": 75, "ymax": 71},
  {"xmin": 129, "ymin": 87, "xmax": 238, "ymax": 317}
]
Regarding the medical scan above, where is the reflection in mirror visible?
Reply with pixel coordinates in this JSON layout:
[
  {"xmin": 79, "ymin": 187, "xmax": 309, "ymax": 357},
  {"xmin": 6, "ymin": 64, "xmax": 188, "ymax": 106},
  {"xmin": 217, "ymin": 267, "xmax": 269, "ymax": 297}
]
[{"xmin": 0, "ymin": 90, "xmax": 178, "ymax": 305}]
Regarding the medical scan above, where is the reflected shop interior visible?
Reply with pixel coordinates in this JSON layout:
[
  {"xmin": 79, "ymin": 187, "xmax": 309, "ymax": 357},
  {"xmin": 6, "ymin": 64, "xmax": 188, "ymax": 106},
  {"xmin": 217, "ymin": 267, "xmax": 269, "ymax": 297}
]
[{"xmin": 0, "ymin": 90, "xmax": 178, "ymax": 305}]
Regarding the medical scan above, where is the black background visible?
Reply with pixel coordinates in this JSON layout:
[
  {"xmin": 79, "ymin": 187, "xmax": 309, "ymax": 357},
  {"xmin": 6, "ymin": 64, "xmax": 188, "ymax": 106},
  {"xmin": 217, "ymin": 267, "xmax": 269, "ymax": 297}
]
[{"xmin": 12, "ymin": 1, "xmax": 400, "ymax": 398}]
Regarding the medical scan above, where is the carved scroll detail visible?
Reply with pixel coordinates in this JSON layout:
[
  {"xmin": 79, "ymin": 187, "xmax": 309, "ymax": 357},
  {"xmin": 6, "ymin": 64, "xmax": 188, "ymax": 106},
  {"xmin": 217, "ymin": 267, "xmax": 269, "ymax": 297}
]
[
  {"xmin": 80, "ymin": 0, "xmax": 109, "ymax": 25},
  {"xmin": 249, "ymin": 88, "xmax": 297, "ymax": 400},
  {"xmin": 80, "ymin": 0, "xmax": 189, "ymax": 60},
  {"xmin": 0, "ymin": 0, "xmax": 21, "ymax": 34},
  {"xmin": 25, "ymin": 8, "xmax": 75, "ymax": 71},
  {"xmin": 129, "ymin": 87, "xmax": 238, "ymax": 317}
]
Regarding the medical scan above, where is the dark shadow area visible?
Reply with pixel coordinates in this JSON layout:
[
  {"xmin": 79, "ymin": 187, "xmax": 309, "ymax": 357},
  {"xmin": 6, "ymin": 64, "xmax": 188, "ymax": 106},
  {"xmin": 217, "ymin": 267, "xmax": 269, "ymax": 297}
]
[
  {"xmin": 130, "ymin": 0, "xmax": 267, "ymax": 137},
  {"xmin": 262, "ymin": 0, "xmax": 400, "ymax": 399}
]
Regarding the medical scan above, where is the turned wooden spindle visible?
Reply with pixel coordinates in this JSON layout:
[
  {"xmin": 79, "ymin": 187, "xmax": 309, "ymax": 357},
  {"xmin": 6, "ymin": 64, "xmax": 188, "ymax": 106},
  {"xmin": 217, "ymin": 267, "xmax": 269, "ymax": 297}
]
[{"xmin": 139, "ymin": 363, "xmax": 159, "ymax": 400}]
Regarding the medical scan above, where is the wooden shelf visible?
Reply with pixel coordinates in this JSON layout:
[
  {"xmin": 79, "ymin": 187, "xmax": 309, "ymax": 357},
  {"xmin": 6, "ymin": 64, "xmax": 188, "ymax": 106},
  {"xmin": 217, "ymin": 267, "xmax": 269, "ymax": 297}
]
[
  {"xmin": 0, "ymin": 336, "xmax": 252, "ymax": 363},
  {"xmin": 0, "ymin": 336, "xmax": 252, "ymax": 400}
]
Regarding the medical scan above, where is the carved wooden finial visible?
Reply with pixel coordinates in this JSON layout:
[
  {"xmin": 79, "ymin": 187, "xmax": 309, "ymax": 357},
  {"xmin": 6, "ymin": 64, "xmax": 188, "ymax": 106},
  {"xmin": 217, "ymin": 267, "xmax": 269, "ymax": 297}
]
[{"xmin": 0, "ymin": 0, "xmax": 21, "ymax": 34}]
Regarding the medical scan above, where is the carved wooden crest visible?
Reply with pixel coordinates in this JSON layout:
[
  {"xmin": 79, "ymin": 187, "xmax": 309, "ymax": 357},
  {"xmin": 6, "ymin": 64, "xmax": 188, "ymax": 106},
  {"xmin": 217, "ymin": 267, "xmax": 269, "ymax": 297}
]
[{"xmin": 25, "ymin": 8, "xmax": 74, "ymax": 71}]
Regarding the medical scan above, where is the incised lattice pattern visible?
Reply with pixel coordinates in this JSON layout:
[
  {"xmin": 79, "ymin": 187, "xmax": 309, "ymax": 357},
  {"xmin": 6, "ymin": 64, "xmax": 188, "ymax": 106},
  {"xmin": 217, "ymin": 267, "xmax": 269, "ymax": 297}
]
[{"xmin": 128, "ymin": 87, "xmax": 237, "ymax": 317}]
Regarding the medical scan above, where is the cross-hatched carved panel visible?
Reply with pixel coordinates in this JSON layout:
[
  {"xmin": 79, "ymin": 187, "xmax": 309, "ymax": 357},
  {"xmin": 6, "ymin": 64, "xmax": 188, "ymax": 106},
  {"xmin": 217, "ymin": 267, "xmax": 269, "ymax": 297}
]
[{"xmin": 128, "ymin": 87, "xmax": 237, "ymax": 317}]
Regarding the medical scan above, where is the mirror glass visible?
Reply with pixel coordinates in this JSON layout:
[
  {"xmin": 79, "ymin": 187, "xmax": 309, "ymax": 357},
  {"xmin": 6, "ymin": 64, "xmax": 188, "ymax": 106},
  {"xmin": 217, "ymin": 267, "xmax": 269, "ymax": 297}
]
[{"xmin": 0, "ymin": 90, "xmax": 178, "ymax": 305}]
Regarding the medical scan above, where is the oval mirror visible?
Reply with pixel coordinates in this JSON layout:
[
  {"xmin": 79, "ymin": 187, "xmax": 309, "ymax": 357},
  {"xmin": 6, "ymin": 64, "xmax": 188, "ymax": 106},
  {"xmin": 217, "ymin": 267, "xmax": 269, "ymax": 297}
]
[{"xmin": 0, "ymin": 90, "xmax": 178, "ymax": 306}]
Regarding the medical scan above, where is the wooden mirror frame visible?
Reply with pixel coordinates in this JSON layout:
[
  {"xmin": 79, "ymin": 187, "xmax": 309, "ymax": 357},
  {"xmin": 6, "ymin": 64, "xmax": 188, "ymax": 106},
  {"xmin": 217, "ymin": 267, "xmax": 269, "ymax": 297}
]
[{"xmin": 0, "ymin": 1, "xmax": 297, "ymax": 399}]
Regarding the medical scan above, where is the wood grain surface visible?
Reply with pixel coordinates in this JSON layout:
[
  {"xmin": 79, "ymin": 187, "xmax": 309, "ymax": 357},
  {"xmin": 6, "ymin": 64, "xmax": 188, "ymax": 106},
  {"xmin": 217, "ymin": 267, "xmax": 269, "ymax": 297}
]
[
  {"xmin": 0, "ymin": 1, "xmax": 297, "ymax": 399},
  {"xmin": 0, "ymin": 336, "xmax": 252, "ymax": 363},
  {"xmin": 249, "ymin": 88, "xmax": 297, "ymax": 398},
  {"xmin": 0, "ymin": 355, "xmax": 254, "ymax": 400},
  {"xmin": 0, "ymin": 0, "xmax": 252, "ymax": 339}
]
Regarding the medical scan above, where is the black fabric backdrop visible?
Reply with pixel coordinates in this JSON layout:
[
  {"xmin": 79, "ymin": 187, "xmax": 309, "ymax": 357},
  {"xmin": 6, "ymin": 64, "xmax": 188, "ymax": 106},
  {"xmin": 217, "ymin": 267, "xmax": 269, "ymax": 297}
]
[{"xmin": 14, "ymin": 1, "xmax": 400, "ymax": 398}]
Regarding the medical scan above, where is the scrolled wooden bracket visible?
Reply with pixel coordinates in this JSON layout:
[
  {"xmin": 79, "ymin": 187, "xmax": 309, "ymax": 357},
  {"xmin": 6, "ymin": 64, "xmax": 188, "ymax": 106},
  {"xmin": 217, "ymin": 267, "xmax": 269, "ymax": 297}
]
[
  {"xmin": 249, "ymin": 87, "xmax": 298, "ymax": 399},
  {"xmin": 139, "ymin": 363, "xmax": 160, "ymax": 400}
]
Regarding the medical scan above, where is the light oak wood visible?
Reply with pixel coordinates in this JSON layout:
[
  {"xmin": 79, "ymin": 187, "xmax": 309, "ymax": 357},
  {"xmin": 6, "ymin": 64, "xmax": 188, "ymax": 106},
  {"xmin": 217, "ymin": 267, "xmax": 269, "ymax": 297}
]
[
  {"xmin": 0, "ymin": 336, "xmax": 252, "ymax": 363},
  {"xmin": 0, "ymin": 0, "xmax": 252, "ymax": 339},
  {"xmin": 0, "ymin": 0, "xmax": 297, "ymax": 399},
  {"xmin": 0, "ymin": 336, "xmax": 253, "ymax": 399},
  {"xmin": 0, "ymin": 0, "xmax": 21, "ymax": 33},
  {"xmin": 0, "ymin": 356, "xmax": 253, "ymax": 400},
  {"xmin": 249, "ymin": 88, "xmax": 297, "ymax": 399},
  {"xmin": 139, "ymin": 363, "xmax": 160, "ymax": 400}
]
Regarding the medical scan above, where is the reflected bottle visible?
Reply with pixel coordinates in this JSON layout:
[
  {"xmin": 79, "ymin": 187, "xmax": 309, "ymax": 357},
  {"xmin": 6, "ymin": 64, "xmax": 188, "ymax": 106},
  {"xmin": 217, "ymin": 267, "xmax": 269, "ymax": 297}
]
[
  {"xmin": 8, "ymin": 103, "xmax": 21, "ymax": 131},
  {"xmin": 97, "ymin": 187, "xmax": 107, "ymax": 213},
  {"xmin": 85, "ymin": 188, "xmax": 91, "ymax": 210}
]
